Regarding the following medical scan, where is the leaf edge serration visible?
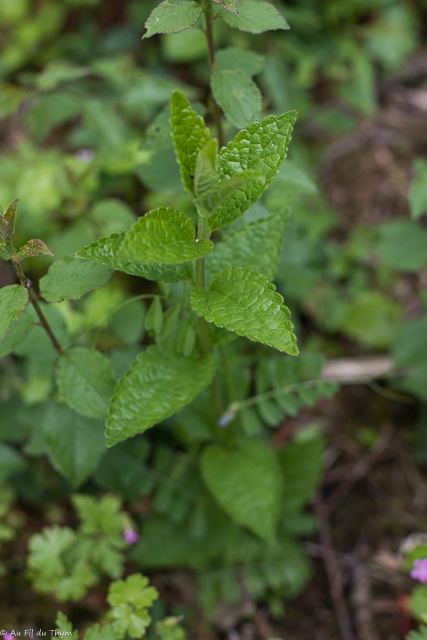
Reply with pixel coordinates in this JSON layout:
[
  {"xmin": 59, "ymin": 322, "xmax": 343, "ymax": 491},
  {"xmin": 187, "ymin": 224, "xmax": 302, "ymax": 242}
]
[{"xmin": 190, "ymin": 266, "xmax": 299, "ymax": 355}]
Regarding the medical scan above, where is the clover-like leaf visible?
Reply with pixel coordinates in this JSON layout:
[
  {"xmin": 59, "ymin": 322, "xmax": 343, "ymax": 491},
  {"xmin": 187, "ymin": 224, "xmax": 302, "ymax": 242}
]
[
  {"xmin": 143, "ymin": 1, "xmax": 202, "ymax": 38},
  {"xmin": 106, "ymin": 344, "xmax": 217, "ymax": 446},
  {"xmin": 170, "ymin": 90, "xmax": 211, "ymax": 195},
  {"xmin": 209, "ymin": 110, "xmax": 297, "ymax": 230},
  {"xmin": 0, "ymin": 284, "xmax": 29, "ymax": 341},
  {"xmin": 201, "ymin": 439, "xmax": 282, "ymax": 541},
  {"xmin": 12, "ymin": 238, "xmax": 55, "ymax": 263},
  {"xmin": 76, "ymin": 234, "xmax": 193, "ymax": 283},
  {"xmin": 190, "ymin": 266, "xmax": 298, "ymax": 354},
  {"xmin": 118, "ymin": 208, "xmax": 213, "ymax": 264},
  {"xmin": 108, "ymin": 573, "xmax": 158, "ymax": 608}
]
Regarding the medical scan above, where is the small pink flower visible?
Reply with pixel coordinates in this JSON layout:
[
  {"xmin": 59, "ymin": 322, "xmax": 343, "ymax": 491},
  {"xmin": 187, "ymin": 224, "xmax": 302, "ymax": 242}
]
[
  {"xmin": 123, "ymin": 527, "xmax": 139, "ymax": 545},
  {"xmin": 4, "ymin": 634, "xmax": 16, "ymax": 640},
  {"xmin": 410, "ymin": 558, "xmax": 427, "ymax": 583}
]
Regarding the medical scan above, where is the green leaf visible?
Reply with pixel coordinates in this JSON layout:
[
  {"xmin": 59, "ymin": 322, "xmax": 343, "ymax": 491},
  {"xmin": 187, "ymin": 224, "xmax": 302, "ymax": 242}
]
[
  {"xmin": 108, "ymin": 573, "xmax": 158, "ymax": 608},
  {"xmin": 376, "ymin": 220, "xmax": 427, "ymax": 272},
  {"xmin": 145, "ymin": 297, "xmax": 164, "ymax": 334},
  {"xmin": 28, "ymin": 526, "xmax": 76, "ymax": 575},
  {"xmin": 216, "ymin": 0, "xmax": 289, "ymax": 33},
  {"xmin": 0, "ymin": 306, "xmax": 35, "ymax": 359},
  {"xmin": 206, "ymin": 210, "xmax": 287, "ymax": 281},
  {"xmin": 143, "ymin": 1, "xmax": 202, "ymax": 38},
  {"xmin": 410, "ymin": 585, "xmax": 427, "ymax": 622},
  {"xmin": 191, "ymin": 267, "xmax": 298, "ymax": 354},
  {"xmin": 210, "ymin": 110, "xmax": 297, "ymax": 230},
  {"xmin": 56, "ymin": 347, "xmax": 115, "ymax": 419},
  {"xmin": 0, "ymin": 285, "xmax": 29, "ymax": 341},
  {"xmin": 170, "ymin": 90, "xmax": 211, "ymax": 195},
  {"xmin": 211, "ymin": 69, "xmax": 261, "ymax": 129},
  {"xmin": 40, "ymin": 256, "xmax": 112, "ymax": 302},
  {"xmin": 278, "ymin": 436, "xmax": 324, "ymax": 513},
  {"xmin": 201, "ymin": 440, "xmax": 282, "ymax": 541},
  {"xmin": 195, "ymin": 172, "xmax": 264, "ymax": 216},
  {"xmin": 212, "ymin": 0, "xmax": 238, "ymax": 13},
  {"xmin": 106, "ymin": 344, "xmax": 217, "ymax": 446},
  {"xmin": 76, "ymin": 234, "xmax": 193, "ymax": 283},
  {"xmin": 3, "ymin": 198, "xmax": 18, "ymax": 239},
  {"xmin": 43, "ymin": 403, "xmax": 106, "ymax": 488},
  {"xmin": 194, "ymin": 139, "xmax": 218, "ymax": 197},
  {"xmin": 0, "ymin": 443, "xmax": 25, "ymax": 483},
  {"xmin": 216, "ymin": 47, "xmax": 265, "ymax": 76},
  {"xmin": 0, "ymin": 237, "xmax": 11, "ymax": 260},
  {"xmin": 410, "ymin": 159, "xmax": 427, "ymax": 220},
  {"xmin": 118, "ymin": 208, "xmax": 213, "ymax": 264},
  {"xmin": 407, "ymin": 626, "xmax": 427, "ymax": 640},
  {"xmin": 12, "ymin": 238, "xmax": 55, "ymax": 263}
]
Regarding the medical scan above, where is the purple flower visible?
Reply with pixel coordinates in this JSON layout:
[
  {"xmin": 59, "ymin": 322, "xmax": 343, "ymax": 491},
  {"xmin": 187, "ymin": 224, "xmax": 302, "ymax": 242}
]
[
  {"xmin": 410, "ymin": 558, "xmax": 427, "ymax": 583},
  {"xmin": 4, "ymin": 634, "xmax": 16, "ymax": 640},
  {"xmin": 123, "ymin": 527, "xmax": 139, "ymax": 545}
]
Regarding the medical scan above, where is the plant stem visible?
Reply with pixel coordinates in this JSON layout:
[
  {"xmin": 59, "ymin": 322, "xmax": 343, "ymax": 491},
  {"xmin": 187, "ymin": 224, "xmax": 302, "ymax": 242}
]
[
  {"xmin": 194, "ymin": 213, "xmax": 223, "ymax": 422},
  {"xmin": 14, "ymin": 261, "xmax": 64, "ymax": 356},
  {"xmin": 202, "ymin": 1, "xmax": 224, "ymax": 149},
  {"xmin": 195, "ymin": 213, "xmax": 211, "ymax": 355}
]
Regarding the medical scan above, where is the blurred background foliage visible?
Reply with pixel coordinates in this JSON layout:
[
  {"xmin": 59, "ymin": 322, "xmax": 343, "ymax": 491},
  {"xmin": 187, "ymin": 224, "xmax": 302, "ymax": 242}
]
[{"xmin": 3, "ymin": 0, "xmax": 427, "ymax": 632}]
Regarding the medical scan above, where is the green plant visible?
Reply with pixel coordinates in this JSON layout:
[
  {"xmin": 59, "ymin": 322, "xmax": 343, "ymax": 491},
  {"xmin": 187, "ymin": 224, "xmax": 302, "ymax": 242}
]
[{"xmin": 28, "ymin": 494, "xmax": 137, "ymax": 600}]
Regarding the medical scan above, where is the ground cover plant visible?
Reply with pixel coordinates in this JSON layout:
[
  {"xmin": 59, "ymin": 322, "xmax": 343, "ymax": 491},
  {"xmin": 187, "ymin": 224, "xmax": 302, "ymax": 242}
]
[{"xmin": 2, "ymin": 0, "xmax": 427, "ymax": 638}]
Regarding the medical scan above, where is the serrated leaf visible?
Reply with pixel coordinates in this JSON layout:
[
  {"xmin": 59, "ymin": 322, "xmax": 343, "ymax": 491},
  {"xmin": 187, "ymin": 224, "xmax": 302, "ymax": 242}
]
[
  {"xmin": 201, "ymin": 440, "xmax": 282, "ymax": 541},
  {"xmin": 194, "ymin": 139, "xmax": 218, "ymax": 197},
  {"xmin": 0, "ymin": 237, "xmax": 11, "ymax": 260},
  {"xmin": 0, "ymin": 285, "xmax": 29, "ymax": 341},
  {"xmin": 56, "ymin": 347, "xmax": 115, "ymax": 419},
  {"xmin": 206, "ymin": 210, "xmax": 287, "ymax": 281},
  {"xmin": 170, "ymin": 90, "xmax": 211, "ymax": 195},
  {"xmin": 4, "ymin": 198, "xmax": 18, "ymax": 238},
  {"xmin": 40, "ymin": 256, "xmax": 112, "ymax": 302},
  {"xmin": 217, "ymin": 0, "xmax": 289, "ymax": 33},
  {"xmin": 212, "ymin": 0, "xmax": 238, "ymax": 13},
  {"xmin": 191, "ymin": 266, "xmax": 298, "ymax": 354},
  {"xmin": 216, "ymin": 47, "xmax": 265, "ymax": 76},
  {"xmin": 76, "ymin": 234, "xmax": 193, "ymax": 283},
  {"xmin": 43, "ymin": 403, "xmax": 106, "ymax": 488},
  {"xmin": 143, "ymin": 1, "xmax": 202, "ymax": 38},
  {"xmin": 106, "ymin": 344, "xmax": 216, "ymax": 446},
  {"xmin": 210, "ymin": 110, "xmax": 297, "ymax": 230},
  {"xmin": 118, "ymin": 208, "xmax": 213, "ymax": 264},
  {"xmin": 0, "ymin": 305, "xmax": 35, "ymax": 358},
  {"xmin": 108, "ymin": 574, "xmax": 158, "ymax": 608},
  {"xmin": 195, "ymin": 172, "xmax": 264, "ymax": 217},
  {"xmin": 211, "ymin": 69, "xmax": 261, "ymax": 129},
  {"xmin": 12, "ymin": 238, "xmax": 56, "ymax": 263}
]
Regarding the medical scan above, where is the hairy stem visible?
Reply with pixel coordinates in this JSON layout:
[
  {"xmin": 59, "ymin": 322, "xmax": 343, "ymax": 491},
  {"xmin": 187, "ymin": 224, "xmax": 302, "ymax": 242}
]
[
  {"xmin": 195, "ymin": 213, "xmax": 211, "ymax": 355},
  {"xmin": 194, "ymin": 213, "xmax": 223, "ymax": 421},
  {"xmin": 14, "ymin": 261, "xmax": 64, "ymax": 356}
]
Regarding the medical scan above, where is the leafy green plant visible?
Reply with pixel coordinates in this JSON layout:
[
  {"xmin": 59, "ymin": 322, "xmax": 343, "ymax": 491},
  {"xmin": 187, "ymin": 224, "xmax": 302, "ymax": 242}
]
[
  {"xmin": 0, "ymin": 0, "xmax": 352, "ymax": 624},
  {"xmin": 28, "ymin": 494, "xmax": 137, "ymax": 600}
]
